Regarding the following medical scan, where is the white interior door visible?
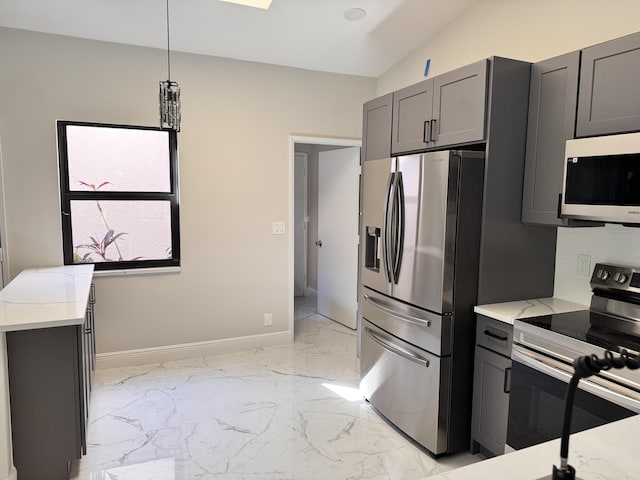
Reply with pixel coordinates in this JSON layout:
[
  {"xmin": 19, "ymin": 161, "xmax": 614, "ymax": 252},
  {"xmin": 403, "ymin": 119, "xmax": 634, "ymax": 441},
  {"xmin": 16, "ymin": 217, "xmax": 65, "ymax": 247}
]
[
  {"xmin": 294, "ymin": 153, "xmax": 307, "ymax": 296},
  {"xmin": 317, "ymin": 147, "xmax": 360, "ymax": 329}
]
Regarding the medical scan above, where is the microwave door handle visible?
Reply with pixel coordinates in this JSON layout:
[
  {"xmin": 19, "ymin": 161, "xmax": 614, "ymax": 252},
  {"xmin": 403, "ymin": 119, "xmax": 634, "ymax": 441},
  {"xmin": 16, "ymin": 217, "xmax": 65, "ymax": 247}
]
[
  {"xmin": 512, "ymin": 348, "xmax": 640, "ymax": 412},
  {"xmin": 557, "ymin": 193, "xmax": 563, "ymax": 219},
  {"xmin": 382, "ymin": 172, "xmax": 395, "ymax": 283}
]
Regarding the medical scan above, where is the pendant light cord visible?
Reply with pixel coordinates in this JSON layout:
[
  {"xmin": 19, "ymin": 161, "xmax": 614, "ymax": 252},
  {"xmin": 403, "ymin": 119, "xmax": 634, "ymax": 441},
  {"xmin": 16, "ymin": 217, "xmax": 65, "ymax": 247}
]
[{"xmin": 166, "ymin": 0, "xmax": 171, "ymax": 81}]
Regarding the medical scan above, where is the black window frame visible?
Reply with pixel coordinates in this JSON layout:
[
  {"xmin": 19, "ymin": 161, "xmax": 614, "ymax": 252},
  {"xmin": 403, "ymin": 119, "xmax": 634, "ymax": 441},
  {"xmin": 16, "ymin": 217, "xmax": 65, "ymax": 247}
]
[{"xmin": 57, "ymin": 120, "xmax": 181, "ymax": 271}]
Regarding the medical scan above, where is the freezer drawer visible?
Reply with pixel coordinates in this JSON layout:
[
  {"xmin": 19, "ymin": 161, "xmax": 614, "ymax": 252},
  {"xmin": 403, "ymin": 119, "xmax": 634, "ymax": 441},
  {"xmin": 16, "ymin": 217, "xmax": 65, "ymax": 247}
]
[
  {"xmin": 360, "ymin": 319, "xmax": 451, "ymax": 455},
  {"xmin": 361, "ymin": 287, "xmax": 450, "ymax": 355}
]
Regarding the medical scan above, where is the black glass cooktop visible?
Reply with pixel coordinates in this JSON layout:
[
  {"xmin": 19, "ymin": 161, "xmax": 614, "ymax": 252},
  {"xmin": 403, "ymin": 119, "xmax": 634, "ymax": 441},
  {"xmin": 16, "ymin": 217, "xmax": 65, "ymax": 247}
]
[{"xmin": 518, "ymin": 310, "xmax": 640, "ymax": 356}]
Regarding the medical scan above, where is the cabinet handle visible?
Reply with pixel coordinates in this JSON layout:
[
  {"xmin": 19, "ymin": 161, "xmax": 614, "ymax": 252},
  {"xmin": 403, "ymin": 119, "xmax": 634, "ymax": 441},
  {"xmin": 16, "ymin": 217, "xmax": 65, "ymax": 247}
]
[
  {"xmin": 504, "ymin": 367, "xmax": 511, "ymax": 394},
  {"xmin": 483, "ymin": 329, "xmax": 508, "ymax": 342},
  {"xmin": 423, "ymin": 120, "xmax": 431, "ymax": 143},
  {"xmin": 430, "ymin": 119, "xmax": 437, "ymax": 142}
]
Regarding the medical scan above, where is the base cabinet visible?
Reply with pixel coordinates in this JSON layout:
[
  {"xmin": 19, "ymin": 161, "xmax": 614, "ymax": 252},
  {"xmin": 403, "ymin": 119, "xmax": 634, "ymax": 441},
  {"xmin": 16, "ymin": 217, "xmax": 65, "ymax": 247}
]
[
  {"xmin": 471, "ymin": 315, "xmax": 513, "ymax": 457},
  {"xmin": 6, "ymin": 285, "xmax": 96, "ymax": 480}
]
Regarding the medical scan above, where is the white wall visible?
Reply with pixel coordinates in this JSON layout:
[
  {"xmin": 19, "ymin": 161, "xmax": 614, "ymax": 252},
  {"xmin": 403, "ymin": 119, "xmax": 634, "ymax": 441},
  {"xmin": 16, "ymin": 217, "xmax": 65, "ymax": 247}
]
[
  {"xmin": 378, "ymin": 0, "xmax": 640, "ymax": 95},
  {"xmin": 0, "ymin": 27, "xmax": 375, "ymax": 358},
  {"xmin": 377, "ymin": 0, "xmax": 640, "ymax": 304}
]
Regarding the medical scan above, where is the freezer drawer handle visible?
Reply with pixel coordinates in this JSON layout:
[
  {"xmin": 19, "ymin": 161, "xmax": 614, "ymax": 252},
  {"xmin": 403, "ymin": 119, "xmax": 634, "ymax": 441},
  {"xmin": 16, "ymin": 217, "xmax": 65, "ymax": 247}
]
[
  {"xmin": 364, "ymin": 327, "xmax": 430, "ymax": 367},
  {"xmin": 363, "ymin": 294, "xmax": 431, "ymax": 327}
]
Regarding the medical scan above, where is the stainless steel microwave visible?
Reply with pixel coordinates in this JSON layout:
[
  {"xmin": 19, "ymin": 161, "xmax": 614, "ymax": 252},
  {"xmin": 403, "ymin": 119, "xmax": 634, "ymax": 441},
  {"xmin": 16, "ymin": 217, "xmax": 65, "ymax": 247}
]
[{"xmin": 561, "ymin": 132, "xmax": 640, "ymax": 225}]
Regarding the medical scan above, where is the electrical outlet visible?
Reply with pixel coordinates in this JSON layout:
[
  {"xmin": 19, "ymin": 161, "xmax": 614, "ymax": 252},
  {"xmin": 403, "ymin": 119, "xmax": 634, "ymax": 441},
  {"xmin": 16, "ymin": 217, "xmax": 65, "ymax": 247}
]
[
  {"xmin": 576, "ymin": 254, "xmax": 591, "ymax": 277},
  {"xmin": 272, "ymin": 221, "xmax": 285, "ymax": 235},
  {"xmin": 264, "ymin": 313, "xmax": 273, "ymax": 326}
]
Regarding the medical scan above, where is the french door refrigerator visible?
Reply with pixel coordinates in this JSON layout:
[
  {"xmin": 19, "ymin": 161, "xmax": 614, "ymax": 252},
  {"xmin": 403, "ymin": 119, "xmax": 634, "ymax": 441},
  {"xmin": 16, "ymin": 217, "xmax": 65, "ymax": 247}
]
[{"xmin": 359, "ymin": 150, "xmax": 485, "ymax": 456}]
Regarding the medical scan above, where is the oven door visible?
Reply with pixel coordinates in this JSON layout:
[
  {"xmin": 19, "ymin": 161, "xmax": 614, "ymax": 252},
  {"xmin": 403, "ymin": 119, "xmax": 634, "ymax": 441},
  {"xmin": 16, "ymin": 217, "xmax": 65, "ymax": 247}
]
[{"xmin": 506, "ymin": 346, "xmax": 638, "ymax": 451}]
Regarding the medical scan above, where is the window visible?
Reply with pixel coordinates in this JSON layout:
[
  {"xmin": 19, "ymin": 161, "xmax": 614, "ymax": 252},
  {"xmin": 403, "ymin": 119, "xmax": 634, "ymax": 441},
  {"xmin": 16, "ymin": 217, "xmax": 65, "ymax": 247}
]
[{"xmin": 57, "ymin": 121, "xmax": 180, "ymax": 271}]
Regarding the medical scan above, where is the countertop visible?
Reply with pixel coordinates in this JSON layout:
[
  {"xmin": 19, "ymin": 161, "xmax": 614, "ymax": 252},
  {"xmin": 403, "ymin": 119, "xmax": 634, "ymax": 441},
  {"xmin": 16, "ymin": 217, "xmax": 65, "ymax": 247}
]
[
  {"xmin": 424, "ymin": 414, "xmax": 640, "ymax": 480},
  {"xmin": 0, "ymin": 265, "xmax": 94, "ymax": 332},
  {"xmin": 474, "ymin": 297, "xmax": 588, "ymax": 325}
]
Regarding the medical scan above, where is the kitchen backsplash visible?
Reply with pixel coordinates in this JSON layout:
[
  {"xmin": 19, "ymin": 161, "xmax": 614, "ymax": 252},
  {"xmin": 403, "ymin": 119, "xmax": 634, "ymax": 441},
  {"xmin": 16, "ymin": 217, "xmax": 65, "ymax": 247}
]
[{"xmin": 554, "ymin": 224, "xmax": 640, "ymax": 304}]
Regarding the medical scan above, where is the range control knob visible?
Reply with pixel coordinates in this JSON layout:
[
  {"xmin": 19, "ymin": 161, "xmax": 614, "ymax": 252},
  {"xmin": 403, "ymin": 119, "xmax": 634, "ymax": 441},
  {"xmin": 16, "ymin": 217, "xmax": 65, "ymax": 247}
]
[
  {"xmin": 618, "ymin": 274, "xmax": 628, "ymax": 284},
  {"xmin": 600, "ymin": 270, "xmax": 610, "ymax": 281}
]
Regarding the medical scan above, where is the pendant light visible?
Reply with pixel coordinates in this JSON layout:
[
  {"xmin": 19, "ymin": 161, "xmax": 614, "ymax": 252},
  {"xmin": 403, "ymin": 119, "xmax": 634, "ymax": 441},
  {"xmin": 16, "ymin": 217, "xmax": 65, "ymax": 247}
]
[{"xmin": 159, "ymin": 0, "xmax": 181, "ymax": 131}]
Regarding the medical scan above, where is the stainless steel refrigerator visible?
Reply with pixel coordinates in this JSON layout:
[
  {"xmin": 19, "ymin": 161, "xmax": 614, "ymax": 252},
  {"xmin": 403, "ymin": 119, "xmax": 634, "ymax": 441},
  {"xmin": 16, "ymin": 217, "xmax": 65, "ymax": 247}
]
[{"xmin": 359, "ymin": 150, "xmax": 485, "ymax": 456}]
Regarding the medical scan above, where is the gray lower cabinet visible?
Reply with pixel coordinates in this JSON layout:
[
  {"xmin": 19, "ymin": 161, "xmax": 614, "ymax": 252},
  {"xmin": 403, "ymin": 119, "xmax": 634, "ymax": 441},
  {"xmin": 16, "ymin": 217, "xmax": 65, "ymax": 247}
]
[
  {"xmin": 576, "ymin": 31, "xmax": 640, "ymax": 137},
  {"xmin": 521, "ymin": 52, "xmax": 580, "ymax": 225},
  {"xmin": 471, "ymin": 315, "xmax": 513, "ymax": 457},
  {"xmin": 362, "ymin": 93, "xmax": 393, "ymax": 161},
  {"xmin": 6, "ymin": 286, "xmax": 96, "ymax": 480},
  {"xmin": 391, "ymin": 59, "xmax": 487, "ymax": 155}
]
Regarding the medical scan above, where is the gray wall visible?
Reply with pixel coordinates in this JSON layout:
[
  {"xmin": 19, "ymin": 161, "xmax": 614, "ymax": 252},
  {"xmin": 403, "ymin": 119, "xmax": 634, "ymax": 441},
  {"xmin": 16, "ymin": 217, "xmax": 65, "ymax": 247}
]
[{"xmin": 0, "ymin": 27, "xmax": 375, "ymax": 355}]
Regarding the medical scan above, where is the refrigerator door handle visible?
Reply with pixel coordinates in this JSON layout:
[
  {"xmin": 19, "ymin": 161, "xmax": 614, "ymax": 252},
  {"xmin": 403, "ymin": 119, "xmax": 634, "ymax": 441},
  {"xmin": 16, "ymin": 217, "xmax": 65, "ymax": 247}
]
[
  {"xmin": 364, "ymin": 327, "xmax": 430, "ymax": 367},
  {"xmin": 382, "ymin": 172, "xmax": 395, "ymax": 283},
  {"xmin": 392, "ymin": 171, "xmax": 405, "ymax": 283},
  {"xmin": 363, "ymin": 294, "xmax": 432, "ymax": 327}
]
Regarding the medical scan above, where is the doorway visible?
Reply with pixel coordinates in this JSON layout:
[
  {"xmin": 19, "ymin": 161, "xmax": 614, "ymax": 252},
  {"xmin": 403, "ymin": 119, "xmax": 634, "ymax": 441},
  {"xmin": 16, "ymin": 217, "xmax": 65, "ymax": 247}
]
[{"xmin": 290, "ymin": 136, "xmax": 361, "ymax": 338}]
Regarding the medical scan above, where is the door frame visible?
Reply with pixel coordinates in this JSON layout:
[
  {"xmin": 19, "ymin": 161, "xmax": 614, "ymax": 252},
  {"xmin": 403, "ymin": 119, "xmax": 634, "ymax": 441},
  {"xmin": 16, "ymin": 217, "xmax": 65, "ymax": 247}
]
[
  {"xmin": 294, "ymin": 152, "xmax": 308, "ymax": 297},
  {"xmin": 289, "ymin": 136, "xmax": 361, "ymax": 341},
  {"xmin": 0, "ymin": 137, "xmax": 9, "ymax": 287}
]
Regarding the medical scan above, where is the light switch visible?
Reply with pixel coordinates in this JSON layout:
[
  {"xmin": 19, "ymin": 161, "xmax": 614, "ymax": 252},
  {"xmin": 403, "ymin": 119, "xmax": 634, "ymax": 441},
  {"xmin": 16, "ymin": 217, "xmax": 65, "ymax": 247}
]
[{"xmin": 272, "ymin": 221, "xmax": 285, "ymax": 235}]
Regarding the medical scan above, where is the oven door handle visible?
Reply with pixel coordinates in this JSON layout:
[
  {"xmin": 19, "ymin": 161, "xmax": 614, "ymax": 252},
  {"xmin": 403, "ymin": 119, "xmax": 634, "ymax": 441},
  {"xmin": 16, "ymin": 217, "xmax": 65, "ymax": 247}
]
[{"xmin": 512, "ymin": 347, "xmax": 640, "ymax": 413}]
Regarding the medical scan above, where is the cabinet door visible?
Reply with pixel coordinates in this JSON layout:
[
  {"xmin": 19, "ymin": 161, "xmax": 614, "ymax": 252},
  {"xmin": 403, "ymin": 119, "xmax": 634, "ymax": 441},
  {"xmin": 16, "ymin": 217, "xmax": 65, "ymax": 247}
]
[
  {"xmin": 7, "ymin": 326, "xmax": 84, "ymax": 480},
  {"xmin": 471, "ymin": 346, "xmax": 511, "ymax": 456},
  {"xmin": 576, "ymin": 32, "xmax": 640, "ymax": 137},
  {"xmin": 391, "ymin": 79, "xmax": 433, "ymax": 155},
  {"xmin": 432, "ymin": 59, "xmax": 488, "ymax": 147},
  {"xmin": 522, "ymin": 52, "xmax": 579, "ymax": 225},
  {"xmin": 362, "ymin": 93, "xmax": 393, "ymax": 161}
]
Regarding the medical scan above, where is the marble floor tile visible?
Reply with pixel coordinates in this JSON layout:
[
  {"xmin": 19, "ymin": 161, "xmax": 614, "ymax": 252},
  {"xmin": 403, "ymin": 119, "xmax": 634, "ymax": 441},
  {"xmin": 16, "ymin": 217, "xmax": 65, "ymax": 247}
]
[{"xmin": 71, "ymin": 297, "xmax": 482, "ymax": 480}]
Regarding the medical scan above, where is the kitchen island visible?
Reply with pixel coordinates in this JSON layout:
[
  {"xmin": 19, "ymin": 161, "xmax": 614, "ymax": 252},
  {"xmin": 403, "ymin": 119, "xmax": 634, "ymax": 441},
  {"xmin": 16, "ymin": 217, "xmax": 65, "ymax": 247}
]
[
  {"xmin": 0, "ymin": 265, "xmax": 95, "ymax": 480},
  {"xmin": 424, "ymin": 414, "xmax": 640, "ymax": 479}
]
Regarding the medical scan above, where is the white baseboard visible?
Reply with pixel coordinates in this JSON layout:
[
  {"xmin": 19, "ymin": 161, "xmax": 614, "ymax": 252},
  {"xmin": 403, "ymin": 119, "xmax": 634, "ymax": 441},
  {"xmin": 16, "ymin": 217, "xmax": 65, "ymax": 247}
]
[
  {"xmin": 96, "ymin": 331, "xmax": 291, "ymax": 369},
  {"xmin": 4, "ymin": 466, "xmax": 16, "ymax": 480}
]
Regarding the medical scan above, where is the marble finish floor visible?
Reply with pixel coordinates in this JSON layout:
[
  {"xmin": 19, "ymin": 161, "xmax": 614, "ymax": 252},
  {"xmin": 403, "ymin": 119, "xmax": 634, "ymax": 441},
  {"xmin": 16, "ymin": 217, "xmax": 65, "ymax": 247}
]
[{"xmin": 71, "ymin": 295, "xmax": 481, "ymax": 479}]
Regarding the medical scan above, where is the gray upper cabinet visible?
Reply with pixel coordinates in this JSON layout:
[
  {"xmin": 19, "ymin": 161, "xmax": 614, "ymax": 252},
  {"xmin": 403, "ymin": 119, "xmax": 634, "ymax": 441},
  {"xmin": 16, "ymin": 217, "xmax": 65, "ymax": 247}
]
[
  {"xmin": 522, "ymin": 52, "xmax": 580, "ymax": 225},
  {"xmin": 391, "ymin": 59, "xmax": 488, "ymax": 155},
  {"xmin": 391, "ymin": 79, "xmax": 433, "ymax": 155},
  {"xmin": 432, "ymin": 59, "xmax": 488, "ymax": 147},
  {"xmin": 576, "ymin": 31, "xmax": 640, "ymax": 137},
  {"xmin": 362, "ymin": 93, "xmax": 393, "ymax": 161}
]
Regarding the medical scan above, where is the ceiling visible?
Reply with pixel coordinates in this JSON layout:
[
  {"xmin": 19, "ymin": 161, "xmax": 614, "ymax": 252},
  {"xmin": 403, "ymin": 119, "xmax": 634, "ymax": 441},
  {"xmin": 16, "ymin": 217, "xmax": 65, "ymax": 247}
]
[{"xmin": 0, "ymin": 0, "xmax": 480, "ymax": 77}]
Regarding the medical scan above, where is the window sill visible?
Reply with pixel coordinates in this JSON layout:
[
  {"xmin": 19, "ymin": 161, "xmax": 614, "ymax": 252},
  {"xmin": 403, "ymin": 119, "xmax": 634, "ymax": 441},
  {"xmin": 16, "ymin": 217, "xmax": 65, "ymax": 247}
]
[{"xmin": 93, "ymin": 266, "xmax": 181, "ymax": 277}]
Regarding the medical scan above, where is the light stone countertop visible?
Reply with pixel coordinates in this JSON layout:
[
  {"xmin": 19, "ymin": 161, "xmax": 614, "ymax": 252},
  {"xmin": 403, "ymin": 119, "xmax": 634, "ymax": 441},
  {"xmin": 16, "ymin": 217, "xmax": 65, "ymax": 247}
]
[
  {"xmin": 474, "ymin": 297, "xmax": 588, "ymax": 325},
  {"xmin": 424, "ymin": 414, "xmax": 640, "ymax": 480},
  {"xmin": 0, "ymin": 265, "xmax": 94, "ymax": 332}
]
